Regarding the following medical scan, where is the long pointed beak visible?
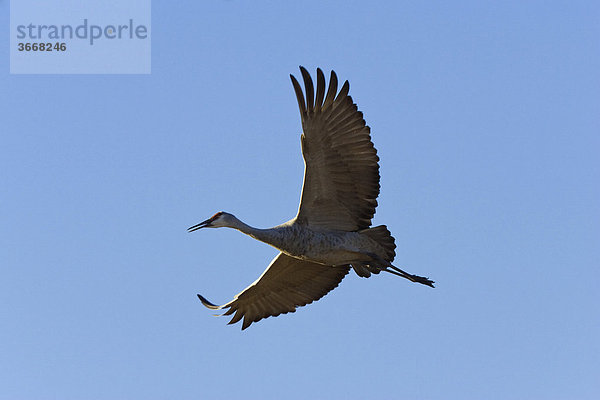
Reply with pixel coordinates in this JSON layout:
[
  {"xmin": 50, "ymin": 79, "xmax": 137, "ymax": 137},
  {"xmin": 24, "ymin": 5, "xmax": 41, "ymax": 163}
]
[{"xmin": 188, "ymin": 218, "xmax": 212, "ymax": 232}]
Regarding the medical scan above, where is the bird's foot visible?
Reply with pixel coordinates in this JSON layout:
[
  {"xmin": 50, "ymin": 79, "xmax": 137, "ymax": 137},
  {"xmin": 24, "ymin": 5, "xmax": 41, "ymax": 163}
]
[
  {"xmin": 410, "ymin": 274, "xmax": 435, "ymax": 288},
  {"xmin": 385, "ymin": 265, "xmax": 435, "ymax": 288}
]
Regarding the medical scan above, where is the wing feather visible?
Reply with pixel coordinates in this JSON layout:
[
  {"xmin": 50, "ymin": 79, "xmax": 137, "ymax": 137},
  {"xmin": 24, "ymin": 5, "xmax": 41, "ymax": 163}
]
[
  {"xmin": 315, "ymin": 68, "xmax": 326, "ymax": 112},
  {"xmin": 198, "ymin": 253, "xmax": 350, "ymax": 330},
  {"xmin": 300, "ymin": 67, "xmax": 315, "ymax": 112},
  {"xmin": 323, "ymin": 70, "xmax": 338, "ymax": 110},
  {"xmin": 290, "ymin": 75, "xmax": 306, "ymax": 115}
]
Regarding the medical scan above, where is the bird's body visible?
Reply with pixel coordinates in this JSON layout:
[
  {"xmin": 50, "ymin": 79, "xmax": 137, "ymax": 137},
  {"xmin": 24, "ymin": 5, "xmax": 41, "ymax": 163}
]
[
  {"xmin": 214, "ymin": 216, "xmax": 388, "ymax": 267},
  {"xmin": 189, "ymin": 67, "xmax": 433, "ymax": 330}
]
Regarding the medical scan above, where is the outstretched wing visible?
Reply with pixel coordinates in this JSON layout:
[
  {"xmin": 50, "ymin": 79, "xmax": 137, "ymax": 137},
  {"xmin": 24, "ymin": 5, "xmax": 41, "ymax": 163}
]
[
  {"xmin": 198, "ymin": 253, "xmax": 350, "ymax": 330},
  {"xmin": 290, "ymin": 67, "xmax": 380, "ymax": 231}
]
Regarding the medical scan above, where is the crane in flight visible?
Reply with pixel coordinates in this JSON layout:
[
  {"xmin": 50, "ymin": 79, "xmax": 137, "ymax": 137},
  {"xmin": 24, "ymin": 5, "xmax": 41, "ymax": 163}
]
[{"xmin": 189, "ymin": 67, "xmax": 434, "ymax": 330}]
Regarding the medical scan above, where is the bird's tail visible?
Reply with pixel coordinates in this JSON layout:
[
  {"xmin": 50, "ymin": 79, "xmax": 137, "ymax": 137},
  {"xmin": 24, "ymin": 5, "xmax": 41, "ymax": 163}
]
[
  {"xmin": 359, "ymin": 225, "xmax": 396, "ymax": 263},
  {"xmin": 351, "ymin": 225, "xmax": 396, "ymax": 278},
  {"xmin": 358, "ymin": 225, "xmax": 435, "ymax": 287}
]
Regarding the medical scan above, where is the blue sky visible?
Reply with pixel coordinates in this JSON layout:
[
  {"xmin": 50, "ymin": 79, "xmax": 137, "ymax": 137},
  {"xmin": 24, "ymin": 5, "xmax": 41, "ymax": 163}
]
[{"xmin": 2, "ymin": 1, "xmax": 599, "ymax": 399}]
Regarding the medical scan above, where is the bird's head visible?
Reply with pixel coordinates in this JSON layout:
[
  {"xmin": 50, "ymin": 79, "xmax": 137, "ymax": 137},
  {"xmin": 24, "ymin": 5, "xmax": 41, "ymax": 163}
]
[{"xmin": 188, "ymin": 211, "xmax": 236, "ymax": 231}]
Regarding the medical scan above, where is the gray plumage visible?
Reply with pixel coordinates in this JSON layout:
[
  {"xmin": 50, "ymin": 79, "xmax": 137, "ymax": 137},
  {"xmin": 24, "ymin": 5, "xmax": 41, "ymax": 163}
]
[{"xmin": 189, "ymin": 67, "xmax": 433, "ymax": 330}]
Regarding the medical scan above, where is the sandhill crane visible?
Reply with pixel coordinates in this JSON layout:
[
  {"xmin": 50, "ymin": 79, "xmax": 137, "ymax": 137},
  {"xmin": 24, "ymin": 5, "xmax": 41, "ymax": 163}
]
[{"xmin": 188, "ymin": 66, "xmax": 434, "ymax": 330}]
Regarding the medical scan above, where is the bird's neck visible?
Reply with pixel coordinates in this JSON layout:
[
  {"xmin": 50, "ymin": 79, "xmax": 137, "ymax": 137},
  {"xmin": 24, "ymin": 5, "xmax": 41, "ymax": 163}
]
[{"xmin": 230, "ymin": 218, "xmax": 286, "ymax": 249}]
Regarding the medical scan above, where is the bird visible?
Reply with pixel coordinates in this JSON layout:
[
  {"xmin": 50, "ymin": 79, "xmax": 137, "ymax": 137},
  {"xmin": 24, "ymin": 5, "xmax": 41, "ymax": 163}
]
[{"xmin": 188, "ymin": 66, "xmax": 434, "ymax": 330}]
